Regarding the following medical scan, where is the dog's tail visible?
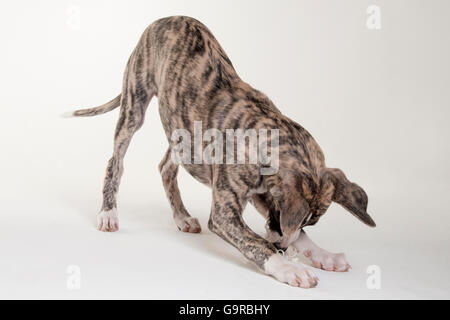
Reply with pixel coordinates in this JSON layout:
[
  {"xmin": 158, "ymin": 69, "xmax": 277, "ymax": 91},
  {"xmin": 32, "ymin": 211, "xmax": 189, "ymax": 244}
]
[{"xmin": 70, "ymin": 94, "xmax": 121, "ymax": 117}]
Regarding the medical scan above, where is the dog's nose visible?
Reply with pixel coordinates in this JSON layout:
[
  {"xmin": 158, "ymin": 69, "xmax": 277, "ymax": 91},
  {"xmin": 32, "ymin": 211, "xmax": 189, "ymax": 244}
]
[{"xmin": 278, "ymin": 239, "xmax": 290, "ymax": 249}]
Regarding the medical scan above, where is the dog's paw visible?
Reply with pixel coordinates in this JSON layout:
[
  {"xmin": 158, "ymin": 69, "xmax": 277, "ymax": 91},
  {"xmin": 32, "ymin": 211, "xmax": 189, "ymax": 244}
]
[
  {"xmin": 264, "ymin": 253, "xmax": 318, "ymax": 288},
  {"xmin": 97, "ymin": 209, "xmax": 119, "ymax": 232},
  {"xmin": 176, "ymin": 216, "xmax": 201, "ymax": 233},
  {"xmin": 304, "ymin": 249, "xmax": 350, "ymax": 272}
]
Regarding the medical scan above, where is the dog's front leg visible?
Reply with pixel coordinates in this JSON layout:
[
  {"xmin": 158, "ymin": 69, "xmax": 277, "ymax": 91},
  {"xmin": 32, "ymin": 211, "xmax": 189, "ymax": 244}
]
[
  {"xmin": 208, "ymin": 180, "xmax": 318, "ymax": 288},
  {"xmin": 292, "ymin": 230, "xmax": 351, "ymax": 272}
]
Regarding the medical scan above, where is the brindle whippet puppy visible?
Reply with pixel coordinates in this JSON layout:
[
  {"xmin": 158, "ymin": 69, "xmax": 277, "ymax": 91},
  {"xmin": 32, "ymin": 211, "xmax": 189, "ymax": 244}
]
[{"xmin": 71, "ymin": 16, "xmax": 375, "ymax": 288}]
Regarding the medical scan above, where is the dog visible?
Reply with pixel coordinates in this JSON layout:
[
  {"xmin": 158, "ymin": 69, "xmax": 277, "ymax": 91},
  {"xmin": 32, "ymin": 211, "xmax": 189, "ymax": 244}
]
[{"xmin": 71, "ymin": 16, "xmax": 375, "ymax": 288}]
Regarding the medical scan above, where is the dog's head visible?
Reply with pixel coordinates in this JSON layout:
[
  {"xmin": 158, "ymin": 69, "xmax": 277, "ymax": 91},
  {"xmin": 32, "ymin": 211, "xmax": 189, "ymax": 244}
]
[{"xmin": 264, "ymin": 168, "xmax": 375, "ymax": 248}]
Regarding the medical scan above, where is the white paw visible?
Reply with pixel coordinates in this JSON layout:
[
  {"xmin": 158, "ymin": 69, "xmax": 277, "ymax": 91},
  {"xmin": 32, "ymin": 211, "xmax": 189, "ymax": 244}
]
[
  {"xmin": 304, "ymin": 249, "xmax": 350, "ymax": 272},
  {"xmin": 264, "ymin": 253, "xmax": 319, "ymax": 288},
  {"xmin": 97, "ymin": 209, "xmax": 119, "ymax": 232},
  {"xmin": 175, "ymin": 216, "xmax": 201, "ymax": 233}
]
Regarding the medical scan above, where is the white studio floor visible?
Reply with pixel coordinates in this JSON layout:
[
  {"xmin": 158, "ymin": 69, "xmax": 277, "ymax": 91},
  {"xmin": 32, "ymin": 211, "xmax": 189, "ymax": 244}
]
[
  {"xmin": 1, "ymin": 100, "xmax": 450, "ymax": 300},
  {"xmin": 1, "ymin": 181, "xmax": 449, "ymax": 299},
  {"xmin": 0, "ymin": 100, "xmax": 449, "ymax": 300}
]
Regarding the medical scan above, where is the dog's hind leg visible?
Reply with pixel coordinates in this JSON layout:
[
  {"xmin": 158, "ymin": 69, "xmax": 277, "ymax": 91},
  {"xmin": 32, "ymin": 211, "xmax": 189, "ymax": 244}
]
[
  {"xmin": 97, "ymin": 61, "xmax": 154, "ymax": 232},
  {"xmin": 159, "ymin": 149, "xmax": 201, "ymax": 233}
]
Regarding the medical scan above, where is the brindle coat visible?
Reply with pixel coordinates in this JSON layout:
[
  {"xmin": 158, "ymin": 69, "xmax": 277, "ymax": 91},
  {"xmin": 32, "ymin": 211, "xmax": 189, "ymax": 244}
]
[{"xmin": 72, "ymin": 16, "xmax": 375, "ymax": 287}]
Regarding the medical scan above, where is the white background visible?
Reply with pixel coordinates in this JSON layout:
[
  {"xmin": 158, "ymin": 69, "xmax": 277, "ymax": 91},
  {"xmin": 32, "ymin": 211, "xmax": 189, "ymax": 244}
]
[{"xmin": 0, "ymin": 0, "xmax": 449, "ymax": 299}]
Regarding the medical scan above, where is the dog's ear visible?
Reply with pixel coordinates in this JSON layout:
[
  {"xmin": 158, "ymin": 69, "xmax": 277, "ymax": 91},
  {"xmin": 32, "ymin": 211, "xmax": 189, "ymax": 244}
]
[
  {"xmin": 325, "ymin": 168, "xmax": 376, "ymax": 227},
  {"xmin": 266, "ymin": 173, "xmax": 310, "ymax": 237}
]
